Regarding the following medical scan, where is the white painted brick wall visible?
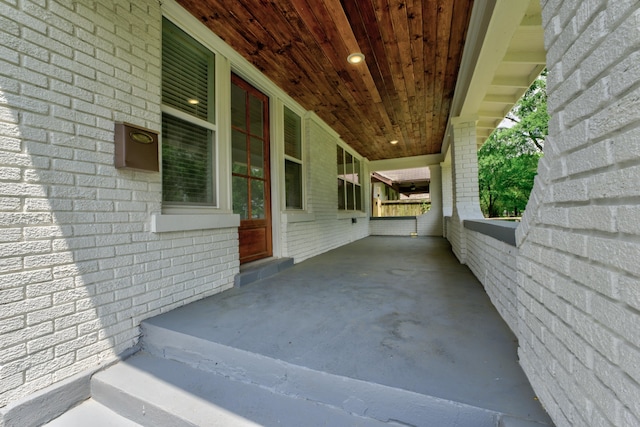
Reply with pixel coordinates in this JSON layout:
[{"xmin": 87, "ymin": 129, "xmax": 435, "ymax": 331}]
[
  {"xmin": 281, "ymin": 116, "xmax": 369, "ymax": 263},
  {"xmin": 449, "ymin": 119, "xmax": 484, "ymax": 263},
  {"xmin": 369, "ymin": 218, "xmax": 416, "ymax": 236},
  {"xmin": 517, "ymin": 1, "xmax": 640, "ymax": 426},
  {"xmin": 465, "ymin": 229, "xmax": 518, "ymax": 334},
  {"xmin": 0, "ymin": 0, "xmax": 237, "ymax": 408}
]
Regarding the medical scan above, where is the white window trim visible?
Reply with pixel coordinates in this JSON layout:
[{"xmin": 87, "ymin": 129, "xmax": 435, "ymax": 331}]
[
  {"xmin": 158, "ymin": 12, "xmax": 233, "ymax": 225},
  {"xmin": 337, "ymin": 141, "xmax": 364, "ymax": 214},
  {"xmin": 282, "ymin": 102, "xmax": 307, "ymax": 213},
  {"xmin": 151, "ymin": 213, "xmax": 239, "ymax": 233},
  {"xmin": 161, "ymin": 15, "xmax": 220, "ymax": 213},
  {"xmin": 160, "ymin": 1, "xmax": 310, "ymax": 240},
  {"xmin": 161, "ymin": 105, "xmax": 217, "ymax": 133}
]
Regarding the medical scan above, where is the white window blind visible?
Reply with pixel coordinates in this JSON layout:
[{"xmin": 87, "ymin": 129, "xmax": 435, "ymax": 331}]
[{"xmin": 161, "ymin": 18, "xmax": 216, "ymax": 206}]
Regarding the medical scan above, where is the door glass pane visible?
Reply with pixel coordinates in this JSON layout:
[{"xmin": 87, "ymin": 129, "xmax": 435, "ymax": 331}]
[
  {"xmin": 232, "ymin": 176, "xmax": 249, "ymax": 219},
  {"xmin": 251, "ymin": 179, "xmax": 265, "ymax": 219},
  {"xmin": 232, "ymin": 129, "xmax": 248, "ymax": 175},
  {"xmin": 231, "ymin": 84, "xmax": 246, "ymax": 130},
  {"xmin": 285, "ymin": 160, "xmax": 302, "ymax": 209},
  {"xmin": 250, "ymin": 137, "xmax": 264, "ymax": 178},
  {"xmin": 249, "ymin": 94, "xmax": 263, "ymax": 138}
]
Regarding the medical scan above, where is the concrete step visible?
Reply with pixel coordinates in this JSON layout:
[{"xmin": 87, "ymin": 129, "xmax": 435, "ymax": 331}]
[
  {"xmin": 90, "ymin": 352, "xmax": 390, "ymax": 427},
  {"xmin": 141, "ymin": 320, "xmax": 501, "ymax": 427},
  {"xmin": 234, "ymin": 257, "xmax": 294, "ymax": 287},
  {"xmin": 43, "ymin": 399, "xmax": 144, "ymax": 427}
]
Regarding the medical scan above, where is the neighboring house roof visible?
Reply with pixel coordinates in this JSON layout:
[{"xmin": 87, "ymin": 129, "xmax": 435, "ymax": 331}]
[{"xmin": 373, "ymin": 167, "xmax": 431, "ymax": 196}]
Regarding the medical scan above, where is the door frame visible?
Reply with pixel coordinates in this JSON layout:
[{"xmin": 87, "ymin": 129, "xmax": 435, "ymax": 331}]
[{"xmin": 231, "ymin": 73, "xmax": 273, "ymax": 264}]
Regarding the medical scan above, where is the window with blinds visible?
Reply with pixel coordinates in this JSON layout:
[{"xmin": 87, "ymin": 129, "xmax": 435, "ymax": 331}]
[
  {"xmin": 161, "ymin": 18, "xmax": 216, "ymax": 206},
  {"xmin": 337, "ymin": 146, "xmax": 362, "ymax": 211},
  {"xmin": 284, "ymin": 106, "xmax": 303, "ymax": 210}
]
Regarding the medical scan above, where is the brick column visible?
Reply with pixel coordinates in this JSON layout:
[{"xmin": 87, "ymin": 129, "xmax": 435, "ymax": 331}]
[
  {"xmin": 417, "ymin": 164, "xmax": 443, "ymax": 236},
  {"xmin": 449, "ymin": 116, "xmax": 483, "ymax": 262},
  {"xmin": 440, "ymin": 161, "xmax": 452, "ymax": 238},
  {"xmin": 428, "ymin": 164, "xmax": 442, "ymax": 216}
]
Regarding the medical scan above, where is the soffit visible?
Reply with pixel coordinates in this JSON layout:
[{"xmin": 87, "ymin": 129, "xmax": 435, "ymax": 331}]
[{"xmin": 175, "ymin": 0, "xmax": 474, "ymax": 161}]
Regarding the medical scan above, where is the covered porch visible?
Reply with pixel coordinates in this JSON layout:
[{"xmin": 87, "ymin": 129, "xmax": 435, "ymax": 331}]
[{"xmin": 48, "ymin": 236, "xmax": 552, "ymax": 426}]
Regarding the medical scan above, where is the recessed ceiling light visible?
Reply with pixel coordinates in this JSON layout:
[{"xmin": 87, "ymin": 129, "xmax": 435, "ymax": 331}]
[
  {"xmin": 390, "ymin": 140, "xmax": 399, "ymax": 145},
  {"xmin": 187, "ymin": 99, "xmax": 199, "ymax": 105},
  {"xmin": 347, "ymin": 53, "xmax": 365, "ymax": 64}
]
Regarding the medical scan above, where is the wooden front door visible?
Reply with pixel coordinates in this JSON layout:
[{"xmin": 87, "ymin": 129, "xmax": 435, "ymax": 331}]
[{"xmin": 231, "ymin": 74, "xmax": 272, "ymax": 264}]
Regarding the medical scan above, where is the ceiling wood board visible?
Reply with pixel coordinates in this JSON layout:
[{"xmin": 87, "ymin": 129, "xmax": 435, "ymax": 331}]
[{"xmin": 176, "ymin": 0, "xmax": 474, "ymax": 161}]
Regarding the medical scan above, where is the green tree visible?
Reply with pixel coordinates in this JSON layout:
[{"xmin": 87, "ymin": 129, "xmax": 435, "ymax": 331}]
[{"xmin": 478, "ymin": 70, "xmax": 547, "ymax": 217}]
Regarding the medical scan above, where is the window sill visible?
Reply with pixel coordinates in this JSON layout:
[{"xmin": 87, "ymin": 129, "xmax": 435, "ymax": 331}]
[
  {"xmin": 282, "ymin": 212, "xmax": 316, "ymax": 223},
  {"xmin": 151, "ymin": 213, "xmax": 240, "ymax": 233},
  {"xmin": 336, "ymin": 211, "xmax": 367, "ymax": 220}
]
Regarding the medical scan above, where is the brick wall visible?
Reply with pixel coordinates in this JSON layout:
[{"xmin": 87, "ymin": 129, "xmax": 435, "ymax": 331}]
[
  {"xmin": 0, "ymin": 0, "xmax": 238, "ymax": 408},
  {"xmin": 281, "ymin": 116, "xmax": 368, "ymax": 262},
  {"xmin": 369, "ymin": 218, "xmax": 416, "ymax": 236},
  {"xmin": 466, "ymin": 229, "xmax": 518, "ymax": 334},
  {"xmin": 517, "ymin": 1, "xmax": 640, "ymax": 425},
  {"xmin": 449, "ymin": 119, "xmax": 484, "ymax": 263}
]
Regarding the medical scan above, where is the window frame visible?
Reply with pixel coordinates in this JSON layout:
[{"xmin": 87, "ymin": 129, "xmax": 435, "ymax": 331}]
[
  {"xmin": 283, "ymin": 105, "xmax": 305, "ymax": 211},
  {"xmin": 337, "ymin": 144, "xmax": 363, "ymax": 212},
  {"xmin": 160, "ymin": 17, "xmax": 220, "ymax": 214}
]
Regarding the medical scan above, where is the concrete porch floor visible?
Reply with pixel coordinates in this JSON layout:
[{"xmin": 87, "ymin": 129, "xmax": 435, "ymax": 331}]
[{"xmin": 144, "ymin": 236, "xmax": 552, "ymax": 425}]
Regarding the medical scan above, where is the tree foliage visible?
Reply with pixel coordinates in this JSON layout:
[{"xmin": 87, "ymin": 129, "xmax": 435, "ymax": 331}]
[{"xmin": 478, "ymin": 70, "xmax": 547, "ymax": 217}]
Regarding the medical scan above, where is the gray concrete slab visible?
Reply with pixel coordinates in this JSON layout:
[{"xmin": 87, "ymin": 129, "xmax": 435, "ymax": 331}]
[
  {"xmin": 43, "ymin": 399, "xmax": 144, "ymax": 427},
  {"xmin": 145, "ymin": 236, "xmax": 552, "ymax": 425},
  {"xmin": 91, "ymin": 352, "xmax": 393, "ymax": 427}
]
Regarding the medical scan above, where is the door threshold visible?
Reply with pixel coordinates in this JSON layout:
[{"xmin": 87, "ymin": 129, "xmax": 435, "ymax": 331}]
[{"xmin": 234, "ymin": 257, "xmax": 294, "ymax": 287}]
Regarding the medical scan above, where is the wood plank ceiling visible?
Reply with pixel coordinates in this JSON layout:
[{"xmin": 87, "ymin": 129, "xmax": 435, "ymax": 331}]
[{"xmin": 176, "ymin": 0, "xmax": 475, "ymax": 161}]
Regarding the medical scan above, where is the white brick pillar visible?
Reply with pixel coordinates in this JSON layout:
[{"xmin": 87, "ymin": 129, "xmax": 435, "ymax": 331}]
[
  {"xmin": 417, "ymin": 164, "xmax": 443, "ymax": 236},
  {"xmin": 441, "ymin": 162, "xmax": 452, "ymax": 217},
  {"xmin": 428, "ymin": 164, "xmax": 442, "ymax": 217},
  {"xmin": 440, "ymin": 161, "xmax": 452, "ymax": 239},
  {"xmin": 450, "ymin": 116, "xmax": 483, "ymax": 262}
]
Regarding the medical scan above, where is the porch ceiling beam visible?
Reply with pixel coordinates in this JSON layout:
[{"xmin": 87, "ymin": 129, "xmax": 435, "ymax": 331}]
[
  {"xmin": 453, "ymin": 0, "xmax": 532, "ymax": 118},
  {"xmin": 483, "ymin": 94, "xmax": 520, "ymax": 104},
  {"xmin": 477, "ymin": 119, "xmax": 501, "ymax": 129},
  {"xmin": 502, "ymin": 51, "xmax": 546, "ymax": 64},
  {"xmin": 369, "ymin": 153, "xmax": 444, "ymax": 171},
  {"xmin": 490, "ymin": 76, "xmax": 533, "ymax": 88},
  {"xmin": 478, "ymin": 109, "xmax": 510, "ymax": 119},
  {"xmin": 520, "ymin": 13, "xmax": 543, "ymax": 26}
]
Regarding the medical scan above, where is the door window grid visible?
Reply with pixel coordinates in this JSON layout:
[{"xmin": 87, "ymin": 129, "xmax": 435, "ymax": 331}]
[{"xmin": 231, "ymin": 79, "xmax": 268, "ymax": 220}]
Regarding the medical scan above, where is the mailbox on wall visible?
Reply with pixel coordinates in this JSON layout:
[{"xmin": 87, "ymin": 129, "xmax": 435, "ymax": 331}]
[{"xmin": 114, "ymin": 122, "xmax": 159, "ymax": 171}]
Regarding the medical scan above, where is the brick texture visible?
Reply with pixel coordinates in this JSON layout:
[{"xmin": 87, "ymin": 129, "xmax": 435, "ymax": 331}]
[
  {"xmin": 465, "ymin": 230, "xmax": 518, "ymax": 334},
  {"xmin": 281, "ymin": 117, "xmax": 368, "ymax": 262},
  {"xmin": 0, "ymin": 0, "xmax": 237, "ymax": 408},
  {"xmin": 517, "ymin": 1, "xmax": 640, "ymax": 426}
]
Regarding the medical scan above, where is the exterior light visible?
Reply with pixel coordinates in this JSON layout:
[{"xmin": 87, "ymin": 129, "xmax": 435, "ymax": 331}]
[
  {"xmin": 390, "ymin": 140, "xmax": 398, "ymax": 145},
  {"xmin": 347, "ymin": 53, "xmax": 365, "ymax": 64},
  {"xmin": 187, "ymin": 99, "xmax": 199, "ymax": 105}
]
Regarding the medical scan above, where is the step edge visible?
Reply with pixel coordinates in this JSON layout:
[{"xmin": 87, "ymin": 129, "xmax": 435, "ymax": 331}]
[
  {"xmin": 92, "ymin": 364, "xmax": 267, "ymax": 427},
  {"xmin": 141, "ymin": 322, "xmax": 500, "ymax": 427}
]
